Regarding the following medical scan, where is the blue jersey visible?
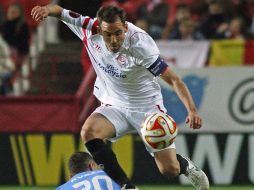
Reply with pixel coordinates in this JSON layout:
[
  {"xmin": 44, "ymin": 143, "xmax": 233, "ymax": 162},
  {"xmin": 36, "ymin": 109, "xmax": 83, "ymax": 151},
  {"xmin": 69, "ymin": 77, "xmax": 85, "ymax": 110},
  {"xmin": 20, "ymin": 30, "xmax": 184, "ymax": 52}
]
[{"xmin": 56, "ymin": 170, "xmax": 121, "ymax": 190}]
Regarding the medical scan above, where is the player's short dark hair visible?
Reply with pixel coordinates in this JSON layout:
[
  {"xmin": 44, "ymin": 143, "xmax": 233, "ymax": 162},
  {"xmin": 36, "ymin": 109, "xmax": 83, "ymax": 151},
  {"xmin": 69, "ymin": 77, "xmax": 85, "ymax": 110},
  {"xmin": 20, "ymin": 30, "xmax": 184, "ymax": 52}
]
[
  {"xmin": 68, "ymin": 152, "xmax": 93, "ymax": 175},
  {"xmin": 96, "ymin": 5, "xmax": 126, "ymax": 26}
]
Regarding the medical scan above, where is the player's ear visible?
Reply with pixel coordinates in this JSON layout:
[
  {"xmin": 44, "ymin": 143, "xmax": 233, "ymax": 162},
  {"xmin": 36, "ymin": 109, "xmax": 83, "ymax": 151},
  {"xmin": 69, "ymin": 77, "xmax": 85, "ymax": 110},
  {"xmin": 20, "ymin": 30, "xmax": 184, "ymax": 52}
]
[
  {"xmin": 88, "ymin": 162, "xmax": 93, "ymax": 171},
  {"xmin": 89, "ymin": 161, "xmax": 99, "ymax": 170}
]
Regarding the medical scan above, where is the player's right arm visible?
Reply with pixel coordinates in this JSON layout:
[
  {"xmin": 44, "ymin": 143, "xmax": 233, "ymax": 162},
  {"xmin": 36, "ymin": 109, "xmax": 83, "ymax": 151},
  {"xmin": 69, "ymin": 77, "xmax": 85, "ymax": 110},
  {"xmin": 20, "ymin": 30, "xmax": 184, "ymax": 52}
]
[
  {"xmin": 31, "ymin": 4, "xmax": 98, "ymax": 40},
  {"xmin": 31, "ymin": 4, "xmax": 63, "ymax": 21}
]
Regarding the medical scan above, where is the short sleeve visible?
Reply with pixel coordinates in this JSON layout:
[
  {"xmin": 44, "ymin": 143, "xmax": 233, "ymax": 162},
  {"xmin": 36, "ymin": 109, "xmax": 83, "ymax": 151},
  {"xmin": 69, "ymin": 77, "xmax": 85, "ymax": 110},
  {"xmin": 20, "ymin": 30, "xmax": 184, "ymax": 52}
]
[
  {"xmin": 60, "ymin": 9, "xmax": 98, "ymax": 40},
  {"xmin": 129, "ymin": 32, "xmax": 160, "ymax": 67}
]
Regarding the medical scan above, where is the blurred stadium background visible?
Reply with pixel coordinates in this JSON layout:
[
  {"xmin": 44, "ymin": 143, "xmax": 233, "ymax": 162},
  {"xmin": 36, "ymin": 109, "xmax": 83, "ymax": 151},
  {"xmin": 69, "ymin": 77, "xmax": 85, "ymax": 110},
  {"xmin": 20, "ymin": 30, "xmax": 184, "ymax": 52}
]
[{"xmin": 0, "ymin": 0, "xmax": 254, "ymax": 189}]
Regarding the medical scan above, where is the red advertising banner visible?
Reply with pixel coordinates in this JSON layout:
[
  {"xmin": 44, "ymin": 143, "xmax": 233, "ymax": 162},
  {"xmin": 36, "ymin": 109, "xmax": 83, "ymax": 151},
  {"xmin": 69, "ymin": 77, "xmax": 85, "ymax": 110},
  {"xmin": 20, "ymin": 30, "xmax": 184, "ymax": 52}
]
[
  {"xmin": 0, "ymin": 95, "xmax": 80, "ymax": 132},
  {"xmin": 244, "ymin": 40, "xmax": 254, "ymax": 65}
]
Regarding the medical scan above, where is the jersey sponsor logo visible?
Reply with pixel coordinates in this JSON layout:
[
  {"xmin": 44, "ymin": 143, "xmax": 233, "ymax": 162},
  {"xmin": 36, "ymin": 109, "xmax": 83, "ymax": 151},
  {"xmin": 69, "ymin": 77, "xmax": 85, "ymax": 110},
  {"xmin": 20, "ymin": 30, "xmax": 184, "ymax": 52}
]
[{"xmin": 98, "ymin": 63, "xmax": 127, "ymax": 78}]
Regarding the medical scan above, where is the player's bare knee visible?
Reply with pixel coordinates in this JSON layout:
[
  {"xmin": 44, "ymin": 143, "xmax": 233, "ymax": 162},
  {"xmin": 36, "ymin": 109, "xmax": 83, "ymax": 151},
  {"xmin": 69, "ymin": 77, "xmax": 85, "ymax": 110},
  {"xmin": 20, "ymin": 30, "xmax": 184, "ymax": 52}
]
[{"xmin": 159, "ymin": 164, "xmax": 180, "ymax": 178}]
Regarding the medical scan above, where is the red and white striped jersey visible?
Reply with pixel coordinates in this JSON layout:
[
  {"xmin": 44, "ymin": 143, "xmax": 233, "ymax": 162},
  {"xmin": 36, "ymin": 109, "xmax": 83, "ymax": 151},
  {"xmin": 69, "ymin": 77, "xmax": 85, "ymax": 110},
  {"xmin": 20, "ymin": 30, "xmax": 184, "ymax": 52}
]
[{"xmin": 61, "ymin": 9, "xmax": 165, "ymax": 108}]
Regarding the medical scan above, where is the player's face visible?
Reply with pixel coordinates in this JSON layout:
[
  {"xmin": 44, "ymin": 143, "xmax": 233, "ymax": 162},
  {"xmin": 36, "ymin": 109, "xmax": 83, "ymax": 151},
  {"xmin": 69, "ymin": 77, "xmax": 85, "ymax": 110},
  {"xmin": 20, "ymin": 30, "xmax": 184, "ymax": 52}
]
[{"xmin": 100, "ymin": 18, "xmax": 127, "ymax": 53}]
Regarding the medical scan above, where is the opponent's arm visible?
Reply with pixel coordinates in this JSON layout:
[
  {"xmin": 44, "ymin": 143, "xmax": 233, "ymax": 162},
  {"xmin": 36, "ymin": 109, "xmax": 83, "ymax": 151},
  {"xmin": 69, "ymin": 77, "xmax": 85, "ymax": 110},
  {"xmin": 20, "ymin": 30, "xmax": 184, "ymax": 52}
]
[
  {"xmin": 160, "ymin": 67, "xmax": 202, "ymax": 129},
  {"xmin": 31, "ymin": 4, "xmax": 63, "ymax": 21}
]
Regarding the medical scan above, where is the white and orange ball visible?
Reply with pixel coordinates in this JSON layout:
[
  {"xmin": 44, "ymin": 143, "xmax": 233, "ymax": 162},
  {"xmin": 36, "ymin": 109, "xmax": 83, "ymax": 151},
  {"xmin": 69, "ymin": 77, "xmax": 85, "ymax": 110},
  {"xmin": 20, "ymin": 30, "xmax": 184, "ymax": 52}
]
[{"xmin": 141, "ymin": 112, "xmax": 178, "ymax": 150}]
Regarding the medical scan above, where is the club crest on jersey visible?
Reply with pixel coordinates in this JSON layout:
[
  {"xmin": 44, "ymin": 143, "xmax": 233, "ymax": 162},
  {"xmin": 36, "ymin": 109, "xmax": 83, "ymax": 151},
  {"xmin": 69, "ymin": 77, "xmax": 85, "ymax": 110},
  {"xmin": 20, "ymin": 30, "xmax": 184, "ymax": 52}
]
[{"xmin": 116, "ymin": 54, "xmax": 128, "ymax": 67}]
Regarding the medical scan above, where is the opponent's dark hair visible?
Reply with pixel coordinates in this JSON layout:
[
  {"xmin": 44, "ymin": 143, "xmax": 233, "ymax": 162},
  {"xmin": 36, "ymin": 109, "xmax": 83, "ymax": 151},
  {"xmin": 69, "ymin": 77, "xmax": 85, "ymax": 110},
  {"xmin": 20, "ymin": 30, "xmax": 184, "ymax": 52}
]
[
  {"xmin": 68, "ymin": 152, "xmax": 93, "ymax": 175},
  {"xmin": 96, "ymin": 5, "xmax": 126, "ymax": 25}
]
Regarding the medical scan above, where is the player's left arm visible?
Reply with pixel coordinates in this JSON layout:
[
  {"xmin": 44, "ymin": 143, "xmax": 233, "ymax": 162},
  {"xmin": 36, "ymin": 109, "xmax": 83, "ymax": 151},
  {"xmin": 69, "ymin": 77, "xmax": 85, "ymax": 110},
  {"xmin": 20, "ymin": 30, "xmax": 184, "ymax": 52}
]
[
  {"xmin": 160, "ymin": 67, "xmax": 202, "ymax": 129},
  {"xmin": 132, "ymin": 32, "xmax": 202, "ymax": 129}
]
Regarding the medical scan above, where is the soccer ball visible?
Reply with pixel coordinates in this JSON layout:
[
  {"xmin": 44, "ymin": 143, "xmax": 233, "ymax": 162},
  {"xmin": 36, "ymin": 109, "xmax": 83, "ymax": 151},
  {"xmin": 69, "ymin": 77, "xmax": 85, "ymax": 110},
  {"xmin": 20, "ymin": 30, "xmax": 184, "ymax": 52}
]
[{"xmin": 141, "ymin": 112, "xmax": 178, "ymax": 150}]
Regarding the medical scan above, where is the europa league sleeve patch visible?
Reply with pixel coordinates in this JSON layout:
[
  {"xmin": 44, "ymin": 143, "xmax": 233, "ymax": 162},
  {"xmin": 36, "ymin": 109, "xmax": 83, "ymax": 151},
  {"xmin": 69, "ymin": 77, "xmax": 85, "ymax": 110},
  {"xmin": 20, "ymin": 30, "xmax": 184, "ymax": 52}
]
[
  {"xmin": 69, "ymin": 11, "xmax": 80, "ymax": 18},
  {"xmin": 147, "ymin": 57, "xmax": 168, "ymax": 76}
]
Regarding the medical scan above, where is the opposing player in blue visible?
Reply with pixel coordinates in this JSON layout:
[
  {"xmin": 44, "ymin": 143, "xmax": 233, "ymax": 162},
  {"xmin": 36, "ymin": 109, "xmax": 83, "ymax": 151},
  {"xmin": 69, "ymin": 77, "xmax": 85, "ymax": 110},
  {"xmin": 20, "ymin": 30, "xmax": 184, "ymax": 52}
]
[{"xmin": 56, "ymin": 152, "xmax": 121, "ymax": 190}]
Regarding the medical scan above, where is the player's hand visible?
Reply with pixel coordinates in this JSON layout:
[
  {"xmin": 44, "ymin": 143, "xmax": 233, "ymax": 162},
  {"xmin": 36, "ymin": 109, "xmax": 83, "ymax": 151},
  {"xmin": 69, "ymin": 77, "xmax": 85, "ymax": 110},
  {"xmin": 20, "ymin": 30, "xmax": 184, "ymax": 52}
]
[
  {"xmin": 185, "ymin": 112, "xmax": 202, "ymax": 129},
  {"xmin": 31, "ymin": 6, "xmax": 49, "ymax": 22}
]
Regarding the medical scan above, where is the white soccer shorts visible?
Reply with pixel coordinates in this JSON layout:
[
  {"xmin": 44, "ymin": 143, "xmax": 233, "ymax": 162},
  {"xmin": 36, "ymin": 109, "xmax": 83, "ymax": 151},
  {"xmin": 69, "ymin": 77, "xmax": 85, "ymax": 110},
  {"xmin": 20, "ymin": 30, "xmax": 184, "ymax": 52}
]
[{"xmin": 93, "ymin": 103, "xmax": 176, "ymax": 154}]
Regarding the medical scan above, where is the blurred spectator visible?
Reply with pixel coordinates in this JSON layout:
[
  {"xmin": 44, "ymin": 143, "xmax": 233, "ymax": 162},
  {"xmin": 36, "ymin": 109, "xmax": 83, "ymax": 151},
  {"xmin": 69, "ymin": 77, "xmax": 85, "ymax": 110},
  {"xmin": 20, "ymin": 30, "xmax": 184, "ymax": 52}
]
[
  {"xmin": 166, "ymin": 0, "xmax": 193, "ymax": 24},
  {"xmin": 251, "ymin": 19, "xmax": 254, "ymax": 38},
  {"xmin": 243, "ymin": 0, "xmax": 254, "ymax": 37},
  {"xmin": 136, "ymin": 0, "xmax": 169, "ymax": 39},
  {"xmin": 135, "ymin": 19, "xmax": 149, "ymax": 32},
  {"xmin": 0, "ymin": 2, "xmax": 30, "ymax": 70},
  {"xmin": 0, "ymin": 35, "xmax": 15, "ymax": 95},
  {"xmin": 199, "ymin": 0, "xmax": 228, "ymax": 39},
  {"xmin": 0, "ymin": 5, "xmax": 3, "ymax": 25},
  {"xmin": 147, "ymin": 0, "xmax": 169, "ymax": 39},
  {"xmin": 117, "ymin": 0, "xmax": 147, "ymax": 22},
  {"xmin": 103, "ymin": 0, "xmax": 146, "ymax": 23},
  {"xmin": 163, "ymin": 3, "xmax": 191, "ymax": 39},
  {"xmin": 169, "ymin": 18, "xmax": 204, "ymax": 40},
  {"xmin": 214, "ymin": 17, "xmax": 246, "ymax": 39}
]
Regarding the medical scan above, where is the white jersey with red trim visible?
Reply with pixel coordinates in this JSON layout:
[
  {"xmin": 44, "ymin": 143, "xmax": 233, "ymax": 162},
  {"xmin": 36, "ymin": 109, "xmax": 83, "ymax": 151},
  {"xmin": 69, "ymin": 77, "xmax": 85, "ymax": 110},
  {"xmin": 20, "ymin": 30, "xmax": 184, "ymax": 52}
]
[{"xmin": 61, "ymin": 9, "xmax": 166, "ymax": 108}]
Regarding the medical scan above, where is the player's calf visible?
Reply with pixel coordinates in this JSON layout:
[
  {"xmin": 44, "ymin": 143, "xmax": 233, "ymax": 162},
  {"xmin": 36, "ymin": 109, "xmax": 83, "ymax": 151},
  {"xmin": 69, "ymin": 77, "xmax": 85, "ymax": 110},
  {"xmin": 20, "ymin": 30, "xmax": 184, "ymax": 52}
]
[{"xmin": 157, "ymin": 162, "xmax": 180, "ymax": 178}]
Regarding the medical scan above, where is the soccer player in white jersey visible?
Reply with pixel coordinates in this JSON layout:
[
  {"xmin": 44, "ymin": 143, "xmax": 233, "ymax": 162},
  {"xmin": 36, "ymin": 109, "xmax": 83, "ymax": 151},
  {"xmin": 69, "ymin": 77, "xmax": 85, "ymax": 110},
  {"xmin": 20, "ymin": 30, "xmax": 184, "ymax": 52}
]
[{"xmin": 31, "ymin": 4, "xmax": 209, "ymax": 190}]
